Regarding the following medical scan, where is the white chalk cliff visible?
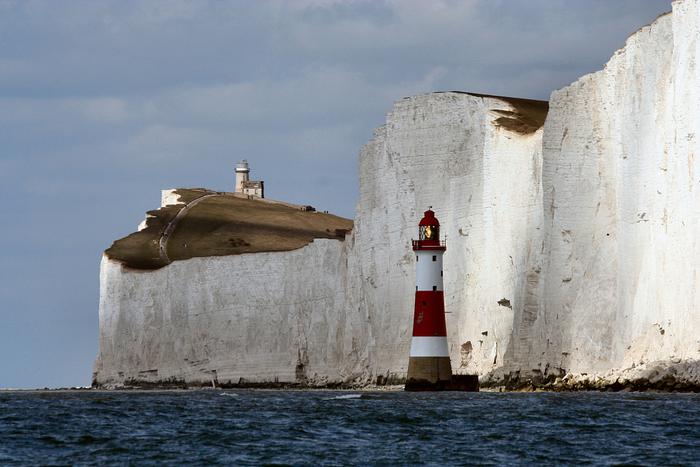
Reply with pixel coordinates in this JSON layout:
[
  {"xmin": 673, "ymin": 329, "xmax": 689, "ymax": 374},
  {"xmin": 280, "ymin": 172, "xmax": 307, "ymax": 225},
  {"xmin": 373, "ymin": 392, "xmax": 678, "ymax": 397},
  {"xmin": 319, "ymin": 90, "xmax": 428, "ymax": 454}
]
[{"xmin": 94, "ymin": 0, "xmax": 700, "ymax": 389}]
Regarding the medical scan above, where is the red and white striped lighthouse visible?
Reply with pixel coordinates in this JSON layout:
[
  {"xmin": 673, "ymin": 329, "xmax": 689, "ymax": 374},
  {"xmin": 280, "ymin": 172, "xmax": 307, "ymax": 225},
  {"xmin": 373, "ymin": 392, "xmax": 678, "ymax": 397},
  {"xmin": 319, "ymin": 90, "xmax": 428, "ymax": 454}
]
[{"xmin": 406, "ymin": 208, "xmax": 453, "ymax": 389}]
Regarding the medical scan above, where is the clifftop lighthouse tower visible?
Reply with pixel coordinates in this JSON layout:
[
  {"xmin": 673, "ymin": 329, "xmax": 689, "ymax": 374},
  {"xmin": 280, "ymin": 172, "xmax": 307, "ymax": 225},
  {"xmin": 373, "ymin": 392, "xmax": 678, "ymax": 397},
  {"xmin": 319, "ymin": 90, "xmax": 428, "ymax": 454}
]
[
  {"xmin": 235, "ymin": 160, "xmax": 265, "ymax": 198},
  {"xmin": 235, "ymin": 160, "xmax": 250, "ymax": 192}
]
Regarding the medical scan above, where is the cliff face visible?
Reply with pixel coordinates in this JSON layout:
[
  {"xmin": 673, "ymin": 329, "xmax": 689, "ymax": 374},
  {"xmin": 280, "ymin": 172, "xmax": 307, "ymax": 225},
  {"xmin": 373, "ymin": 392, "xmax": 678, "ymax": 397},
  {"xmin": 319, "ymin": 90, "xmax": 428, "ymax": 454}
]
[
  {"xmin": 95, "ymin": 239, "xmax": 353, "ymax": 387},
  {"xmin": 529, "ymin": 3, "xmax": 699, "ymax": 378},
  {"xmin": 94, "ymin": 0, "xmax": 700, "ymax": 389},
  {"xmin": 345, "ymin": 93, "xmax": 546, "ymax": 381}
]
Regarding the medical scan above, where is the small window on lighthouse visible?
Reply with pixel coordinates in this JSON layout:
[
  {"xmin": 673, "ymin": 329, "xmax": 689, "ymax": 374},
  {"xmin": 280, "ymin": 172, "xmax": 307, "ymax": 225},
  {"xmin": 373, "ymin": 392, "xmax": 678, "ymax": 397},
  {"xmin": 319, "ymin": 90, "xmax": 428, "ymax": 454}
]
[
  {"xmin": 432, "ymin": 255, "xmax": 436, "ymax": 261},
  {"xmin": 416, "ymin": 255, "xmax": 419, "ymax": 261},
  {"xmin": 432, "ymin": 286, "xmax": 437, "ymax": 291}
]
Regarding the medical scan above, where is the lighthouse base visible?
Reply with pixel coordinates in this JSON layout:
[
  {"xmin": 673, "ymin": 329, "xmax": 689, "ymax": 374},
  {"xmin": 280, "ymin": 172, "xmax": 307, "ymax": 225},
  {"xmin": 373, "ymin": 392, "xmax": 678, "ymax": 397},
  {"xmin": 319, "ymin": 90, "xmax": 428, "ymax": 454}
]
[
  {"xmin": 406, "ymin": 356, "xmax": 452, "ymax": 383},
  {"xmin": 405, "ymin": 357, "xmax": 480, "ymax": 391},
  {"xmin": 405, "ymin": 374, "xmax": 479, "ymax": 392}
]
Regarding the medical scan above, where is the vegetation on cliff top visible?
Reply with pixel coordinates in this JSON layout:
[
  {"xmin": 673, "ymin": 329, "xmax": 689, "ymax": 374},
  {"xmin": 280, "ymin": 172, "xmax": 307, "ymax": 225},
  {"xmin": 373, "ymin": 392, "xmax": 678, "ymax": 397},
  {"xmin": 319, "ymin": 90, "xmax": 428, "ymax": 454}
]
[
  {"xmin": 105, "ymin": 188, "xmax": 353, "ymax": 270},
  {"xmin": 439, "ymin": 92, "xmax": 549, "ymax": 134}
]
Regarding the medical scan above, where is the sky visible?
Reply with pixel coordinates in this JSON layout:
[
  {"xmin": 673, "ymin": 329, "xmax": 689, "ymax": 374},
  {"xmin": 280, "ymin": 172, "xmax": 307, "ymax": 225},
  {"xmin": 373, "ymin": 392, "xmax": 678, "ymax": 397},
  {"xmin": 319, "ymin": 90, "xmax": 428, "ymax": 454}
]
[{"xmin": 0, "ymin": 0, "xmax": 672, "ymax": 389}]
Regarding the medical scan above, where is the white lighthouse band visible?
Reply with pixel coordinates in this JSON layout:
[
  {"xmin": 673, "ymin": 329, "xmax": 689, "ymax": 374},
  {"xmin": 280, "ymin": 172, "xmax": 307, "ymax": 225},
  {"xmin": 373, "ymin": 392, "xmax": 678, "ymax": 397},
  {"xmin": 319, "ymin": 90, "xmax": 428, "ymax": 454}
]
[
  {"xmin": 415, "ymin": 250, "xmax": 444, "ymax": 291},
  {"xmin": 410, "ymin": 336, "xmax": 449, "ymax": 357}
]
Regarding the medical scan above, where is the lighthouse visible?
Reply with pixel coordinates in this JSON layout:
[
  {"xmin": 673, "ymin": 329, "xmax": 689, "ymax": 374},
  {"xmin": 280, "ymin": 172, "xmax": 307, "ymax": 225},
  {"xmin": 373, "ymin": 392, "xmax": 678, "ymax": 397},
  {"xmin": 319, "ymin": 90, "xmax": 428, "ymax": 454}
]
[
  {"xmin": 235, "ymin": 159, "xmax": 265, "ymax": 198},
  {"xmin": 235, "ymin": 160, "xmax": 250, "ymax": 192},
  {"xmin": 405, "ymin": 208, "xmax": 478, "ymax": 391}
]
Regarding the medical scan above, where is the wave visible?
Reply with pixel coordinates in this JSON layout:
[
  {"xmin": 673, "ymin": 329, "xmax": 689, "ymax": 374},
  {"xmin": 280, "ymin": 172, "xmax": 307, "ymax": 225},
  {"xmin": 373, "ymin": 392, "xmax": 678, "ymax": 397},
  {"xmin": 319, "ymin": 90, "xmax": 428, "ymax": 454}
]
[{"xmin": 324, "ymin": 394, "xmax": 362, "ymax": 400}]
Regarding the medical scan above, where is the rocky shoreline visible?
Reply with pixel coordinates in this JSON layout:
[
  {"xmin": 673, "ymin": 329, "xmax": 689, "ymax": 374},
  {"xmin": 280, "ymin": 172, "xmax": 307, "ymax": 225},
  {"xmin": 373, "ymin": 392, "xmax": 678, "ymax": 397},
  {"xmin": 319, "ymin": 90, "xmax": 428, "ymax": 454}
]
[
  {"xmin": 90, "ymin": 359, "xmax": 700, "ymax": 393},
  {"xmin": 482, "ymin": 359, "xmax": 700, "ymax": 393}
]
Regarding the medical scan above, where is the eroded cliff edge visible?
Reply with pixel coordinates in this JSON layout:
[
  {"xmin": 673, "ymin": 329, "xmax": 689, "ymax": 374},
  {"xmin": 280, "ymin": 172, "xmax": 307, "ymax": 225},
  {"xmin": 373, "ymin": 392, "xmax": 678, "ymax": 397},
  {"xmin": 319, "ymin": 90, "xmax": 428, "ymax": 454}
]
[{"xmin": 95, "ymin": 0, "xmax": 700, "ymax": 390}]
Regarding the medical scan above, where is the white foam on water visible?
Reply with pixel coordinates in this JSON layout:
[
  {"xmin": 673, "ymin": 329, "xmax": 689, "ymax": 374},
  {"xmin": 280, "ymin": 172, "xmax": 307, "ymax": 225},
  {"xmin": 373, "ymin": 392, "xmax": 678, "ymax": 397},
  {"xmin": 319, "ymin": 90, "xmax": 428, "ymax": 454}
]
[
  {"xmin": 219, "ymin": 392, "xmax": 239, "ymax": 397},
  {"xmin": 325, "ymin": 394, "xmax": 362, "ymax": 400}
]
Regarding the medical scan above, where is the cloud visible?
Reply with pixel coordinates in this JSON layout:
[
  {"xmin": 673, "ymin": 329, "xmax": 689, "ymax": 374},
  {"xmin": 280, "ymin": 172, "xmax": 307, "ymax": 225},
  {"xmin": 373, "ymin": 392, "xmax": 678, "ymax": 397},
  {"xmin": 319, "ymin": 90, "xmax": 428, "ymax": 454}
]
[
  {"xmin": 81, "ymin": 98, "xmax": 129, "ymax": 123},
  {"xmin": 0, "ymin": 0, "xmax": 671, "ymax": 99}
]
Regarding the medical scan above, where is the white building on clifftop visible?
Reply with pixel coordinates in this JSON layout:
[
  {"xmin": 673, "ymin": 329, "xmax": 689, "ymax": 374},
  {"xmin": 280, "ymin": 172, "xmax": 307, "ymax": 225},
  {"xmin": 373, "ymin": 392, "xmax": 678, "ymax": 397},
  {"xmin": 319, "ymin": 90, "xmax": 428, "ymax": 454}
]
[{"xmin": 235, "ymin": 159, "xmax": 265, "ymax": 198}]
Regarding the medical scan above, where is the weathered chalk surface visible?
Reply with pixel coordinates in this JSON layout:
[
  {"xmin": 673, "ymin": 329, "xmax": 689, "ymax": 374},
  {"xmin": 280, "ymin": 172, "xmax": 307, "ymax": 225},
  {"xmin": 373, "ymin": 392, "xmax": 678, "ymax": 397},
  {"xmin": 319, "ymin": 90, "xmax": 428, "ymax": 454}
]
[
  {"xmin": 94, "ymin": 0, "xmax": 700, "ymax": 390},
  {"xmin": 95, "ymin": 240, "xmax": 354, "ymax": 387},
  {"xmin": 512, "ymin": 0, "xmax": 699, "ymax": 390}
]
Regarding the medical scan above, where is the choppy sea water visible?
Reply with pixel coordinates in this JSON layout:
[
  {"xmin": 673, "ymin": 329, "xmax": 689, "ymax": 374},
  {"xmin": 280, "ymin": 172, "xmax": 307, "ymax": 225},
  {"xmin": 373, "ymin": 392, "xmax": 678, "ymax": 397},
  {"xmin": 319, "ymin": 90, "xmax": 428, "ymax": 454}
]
[{"xmin": 1, "ymin": 390, "xmax": 699, "ymax": 465}]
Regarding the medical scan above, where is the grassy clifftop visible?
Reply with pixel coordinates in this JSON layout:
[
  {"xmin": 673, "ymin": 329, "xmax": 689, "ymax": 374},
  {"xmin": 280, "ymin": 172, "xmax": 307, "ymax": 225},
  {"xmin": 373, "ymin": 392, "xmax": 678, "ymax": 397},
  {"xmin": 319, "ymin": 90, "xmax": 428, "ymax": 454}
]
[{"xmin": 105, "ymin": 188, "xmax": 353, "ymax": 270}]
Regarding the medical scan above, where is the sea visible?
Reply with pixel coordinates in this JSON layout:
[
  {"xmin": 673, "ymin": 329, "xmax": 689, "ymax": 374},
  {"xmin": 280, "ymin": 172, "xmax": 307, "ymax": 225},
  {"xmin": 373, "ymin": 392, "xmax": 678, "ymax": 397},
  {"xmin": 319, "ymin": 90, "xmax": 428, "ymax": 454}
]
[{"xmin": 1, "ymin": 390, "xmax": 698, "ymax": 465}]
